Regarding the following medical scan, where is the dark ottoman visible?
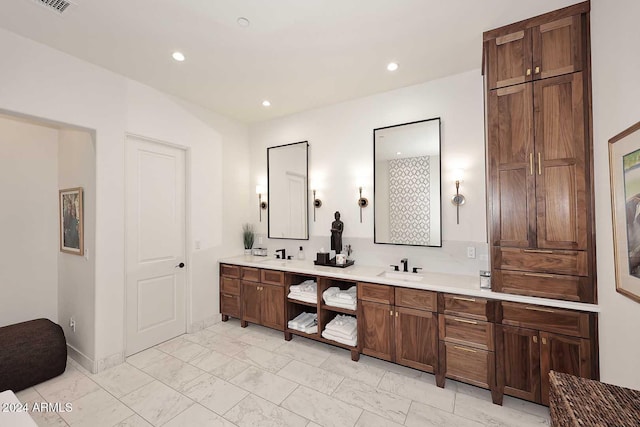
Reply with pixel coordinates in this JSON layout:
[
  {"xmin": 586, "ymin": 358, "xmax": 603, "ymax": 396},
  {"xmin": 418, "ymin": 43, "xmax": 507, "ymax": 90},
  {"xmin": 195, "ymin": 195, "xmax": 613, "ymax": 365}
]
[{"xmin": 0, "ymin": 319, "xmax": 67, "ymax": 392}]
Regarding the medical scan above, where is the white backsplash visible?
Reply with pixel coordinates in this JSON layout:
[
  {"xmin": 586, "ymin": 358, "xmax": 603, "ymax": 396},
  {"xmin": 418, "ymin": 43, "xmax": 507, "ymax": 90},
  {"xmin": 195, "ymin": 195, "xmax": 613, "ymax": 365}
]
[{"xmin": 253, "ymin": 234, "xmax": 488, "ymax": 277}]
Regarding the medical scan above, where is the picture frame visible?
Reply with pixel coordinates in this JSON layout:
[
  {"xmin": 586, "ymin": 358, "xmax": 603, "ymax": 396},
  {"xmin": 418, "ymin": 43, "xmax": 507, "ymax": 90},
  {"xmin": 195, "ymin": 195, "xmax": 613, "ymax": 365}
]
[
  {"xmin": 59, "ymin": 187, "xmax": 84, "ymax": 256},
  {"xmin": 609, "ymin": 121, "xmax": 640, "ymax": 303}
]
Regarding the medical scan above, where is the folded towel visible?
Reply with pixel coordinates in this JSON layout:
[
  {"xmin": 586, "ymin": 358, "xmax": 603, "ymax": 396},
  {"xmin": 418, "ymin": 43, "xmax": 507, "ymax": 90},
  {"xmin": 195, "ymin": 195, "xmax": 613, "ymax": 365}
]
[
  {"xmin": 290, "ymin": 280, "xmax": 317, "ymax": 293},
  {"xmin": 288, "ymin": 292, "xmax": 317, "ymax": 304},
  {"xmin": 288, "ymin": 312, "xmax": 317, "ymax": 329},
  {"xmin": 324, "ymin": 299, "xmax": 357, "ymax": 311},
  {"xmin": 322, "ymin": 328, "xmax": 356, "ymax": 341},
  {"xmin": 325, "ymin": 314, "xmax": 357, "ymax": 336},
  {"xmin": 336, "ymin": 287, "xmax": 357, "ymax": 301},
  {"xmin": 321, "ymin": 329, "xmax": 357, "ymax": 347},
  {"xmin": 322, "ymin": 287, "xmax": 340, "ymax": 303}
]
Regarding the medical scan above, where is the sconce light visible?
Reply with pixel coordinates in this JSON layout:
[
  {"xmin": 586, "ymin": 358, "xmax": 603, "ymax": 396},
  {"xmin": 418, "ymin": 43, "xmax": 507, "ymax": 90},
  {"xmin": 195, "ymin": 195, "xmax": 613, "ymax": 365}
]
[
  {"xmin": 450, "ymin": 170, "xmax": 465, "ymax": 225},
  {"xmin": 357, "ymin": 186, "xmax": 369, "ymax": 223},
  {"xmin": 256, "ymin": 185, "xmax": 267, "ymax": 222},
  {"xmin": 313, "ymin": 190, "xmax": 322, "ymax": 222}
]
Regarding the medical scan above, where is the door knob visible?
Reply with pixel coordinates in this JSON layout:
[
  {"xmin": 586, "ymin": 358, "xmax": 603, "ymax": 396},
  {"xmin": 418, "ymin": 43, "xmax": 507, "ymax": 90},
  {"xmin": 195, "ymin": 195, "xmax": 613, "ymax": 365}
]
[{"xmin": 175, "ymin": 262, "xmax": 185, "ymax": 268}]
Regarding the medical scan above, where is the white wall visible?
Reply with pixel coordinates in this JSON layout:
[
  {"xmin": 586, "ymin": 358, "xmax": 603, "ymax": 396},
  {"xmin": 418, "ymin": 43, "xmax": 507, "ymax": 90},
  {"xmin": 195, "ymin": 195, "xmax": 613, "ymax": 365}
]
[
  {"xmin": 58, "ymin": 129, "xmax": 96, "ymax": 363},
  {"xmin": 592, "ymin": 0, "xmax": 640, "ymax": 389},
  {"xmin": 0, "ymin": 27, "xmax": 250, "ymax": 371},
  {"xmin": 249, "ymin": 70, "xmax": 488, "ymax": 274},
  {"xmin": 0, "ymin": 116, "xmax": 59, "ymax": 326}
]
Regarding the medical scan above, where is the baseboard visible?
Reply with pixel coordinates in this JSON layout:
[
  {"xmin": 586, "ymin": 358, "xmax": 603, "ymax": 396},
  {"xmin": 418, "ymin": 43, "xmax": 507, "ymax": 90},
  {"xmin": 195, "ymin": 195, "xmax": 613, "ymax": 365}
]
[
  {"xmin": 66, "ymin": 344, "xmax": 96, "ymax": 374},
  {"xmin": 189, "ymin": 314, "xmax": 219, "ymax": 333},
  {"xmin": 96, "ymin": 352, "xmax": 124, "ymax": 373}
]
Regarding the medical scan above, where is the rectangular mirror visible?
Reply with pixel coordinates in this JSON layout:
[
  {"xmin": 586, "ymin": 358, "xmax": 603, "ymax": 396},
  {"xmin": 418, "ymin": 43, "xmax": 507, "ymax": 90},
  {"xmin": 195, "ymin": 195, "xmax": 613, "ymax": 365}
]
[
  {"xmin": 374, "ymin": 118, "xmax": 441, "ymax": 247},
  {"xmin": 268, "ymin": 141, "xmax": 309, "ymax": 240}
]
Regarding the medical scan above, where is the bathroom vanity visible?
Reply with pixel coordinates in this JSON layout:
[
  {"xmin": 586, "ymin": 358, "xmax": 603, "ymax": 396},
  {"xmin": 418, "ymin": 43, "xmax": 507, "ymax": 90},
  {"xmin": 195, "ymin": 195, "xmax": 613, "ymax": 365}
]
[{"xmin": 219, "ymin": 256, "xmax": 598, "ymax": 407}]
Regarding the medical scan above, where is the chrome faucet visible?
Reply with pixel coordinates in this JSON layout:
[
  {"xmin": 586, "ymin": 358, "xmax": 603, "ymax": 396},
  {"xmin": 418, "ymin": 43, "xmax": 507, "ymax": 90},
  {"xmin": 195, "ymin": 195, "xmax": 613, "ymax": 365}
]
[
  {"xmin": 400, "ymin": 258, "xmax": 408, "ymax": 272},
  {"xmin": 275, "ymin": 249, "xmax": 286, "ymax": 259}
]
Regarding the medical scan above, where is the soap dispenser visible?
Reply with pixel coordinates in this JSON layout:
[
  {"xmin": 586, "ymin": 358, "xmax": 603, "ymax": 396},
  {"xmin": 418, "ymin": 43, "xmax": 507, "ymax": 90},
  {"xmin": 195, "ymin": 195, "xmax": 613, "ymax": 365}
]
[{"xmin": 297, "ymin": 246, "xmax": 305, "ymax": 260}]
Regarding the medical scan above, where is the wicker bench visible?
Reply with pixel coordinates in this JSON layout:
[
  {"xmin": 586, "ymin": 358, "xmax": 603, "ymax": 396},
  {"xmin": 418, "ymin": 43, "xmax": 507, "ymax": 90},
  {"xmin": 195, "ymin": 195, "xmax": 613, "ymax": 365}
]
[
  {"xmin": 549, "ymin": 371, "xmax": 640, "ymax": 426},
  {"xmin": 0, "ymin": 319, "xmax": 67, "ymax": 392}
]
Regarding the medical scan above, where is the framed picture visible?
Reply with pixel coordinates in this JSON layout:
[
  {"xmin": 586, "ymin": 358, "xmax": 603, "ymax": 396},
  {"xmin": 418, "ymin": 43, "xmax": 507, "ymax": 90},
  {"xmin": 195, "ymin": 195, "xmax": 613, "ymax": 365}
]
[
  {"xmin": 59, "ymin": 187, "xmax": 84, "ymax": 256},
  {"xmin": 609, "ymin": 121, "xmax": 640, "ymax": 303}
]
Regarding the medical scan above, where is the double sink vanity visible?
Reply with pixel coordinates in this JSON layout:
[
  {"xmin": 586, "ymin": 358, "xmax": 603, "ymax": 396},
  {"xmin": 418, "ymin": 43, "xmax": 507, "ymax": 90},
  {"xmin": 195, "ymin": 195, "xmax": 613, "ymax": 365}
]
[
  {"xmin": 227, "ymin": 1, "xmax": 599, "ymax": 410},
  {"xmin": 219, "ymin": 254, "xmax": 599, "ymax": 407}
]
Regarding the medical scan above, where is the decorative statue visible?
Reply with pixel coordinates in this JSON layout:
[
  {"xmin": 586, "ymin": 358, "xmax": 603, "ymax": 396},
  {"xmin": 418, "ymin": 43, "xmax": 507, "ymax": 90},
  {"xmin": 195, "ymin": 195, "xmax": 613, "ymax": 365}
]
[{"xmin": 331, "ymin": 211, "xmax": 344, "ymax": 254}]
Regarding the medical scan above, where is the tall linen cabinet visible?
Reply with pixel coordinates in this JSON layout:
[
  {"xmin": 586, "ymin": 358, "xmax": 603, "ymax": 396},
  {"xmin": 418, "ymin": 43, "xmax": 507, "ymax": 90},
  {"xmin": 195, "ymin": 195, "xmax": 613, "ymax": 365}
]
[{"xmin": 483, "ymin": 1, "xmax": 599, "ymax": 405}]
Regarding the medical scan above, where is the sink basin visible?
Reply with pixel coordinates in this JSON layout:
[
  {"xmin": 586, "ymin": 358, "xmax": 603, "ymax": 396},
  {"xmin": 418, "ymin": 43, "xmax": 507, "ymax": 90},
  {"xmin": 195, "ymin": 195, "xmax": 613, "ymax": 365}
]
[
  {"xmin": 377, "ymin": 271, "xmax": 424, "ymax": 282},
  {"xmin": 258, "ymin": 258, "xmax": 296, "ymax": 267}
]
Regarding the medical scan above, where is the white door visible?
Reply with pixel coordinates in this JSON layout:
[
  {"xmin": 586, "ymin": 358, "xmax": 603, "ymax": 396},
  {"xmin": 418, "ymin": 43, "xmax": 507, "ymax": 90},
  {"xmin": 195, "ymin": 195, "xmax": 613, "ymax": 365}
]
[{"xmin": 125, "ymin": 136, "xmax": 187, "ymax": 356}]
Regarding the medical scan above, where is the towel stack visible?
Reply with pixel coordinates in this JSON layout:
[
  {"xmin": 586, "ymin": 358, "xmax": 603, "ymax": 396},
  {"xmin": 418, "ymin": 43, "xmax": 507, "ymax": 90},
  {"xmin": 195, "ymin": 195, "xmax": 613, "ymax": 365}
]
[
  {"xmin": 321, "ymin": 314, "xmax": 357, "ymax": 347},
  {"xmin": 322, "ymin": 286, "xmax": 357, "ymax": 311},
  {"xmin": 288, "ymin": 280, "xmax": 317, "ymax": 304},
  {"xmin": 288, "ymin": 312, "xmax": 317, "ymax": 334}
]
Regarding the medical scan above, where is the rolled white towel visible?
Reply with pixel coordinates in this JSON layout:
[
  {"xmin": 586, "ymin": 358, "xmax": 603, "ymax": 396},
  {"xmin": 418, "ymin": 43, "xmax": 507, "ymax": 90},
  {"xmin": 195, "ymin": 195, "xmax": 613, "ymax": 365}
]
[{"xmin": 336, "ymin": 287, "xmax": 357, "ymax": 301}]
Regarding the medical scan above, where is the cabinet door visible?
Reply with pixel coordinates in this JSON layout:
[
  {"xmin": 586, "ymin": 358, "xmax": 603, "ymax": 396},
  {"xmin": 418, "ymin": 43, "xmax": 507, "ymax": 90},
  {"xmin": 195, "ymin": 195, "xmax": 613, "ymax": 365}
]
[
  {"xmin": 395, "ymin": 307, "xmax": 438, "ymax": 373},
  {"xmin": 532, "ymin": 15, "xmax": 583, "ymax": 81},
  {"xmin": 497, "ymin": 325, "xmax": 541, "ymax": 403},
  {"xmin": 360, "ymin": 300, "xmax": 393, "ymax": 361},
  {"xmin": 534, "ymin": 72, "xmax": 587, "ymax": 250},
  {"xmin": 485, "ymin": 28, "xmax": 533, "ymax": 90},
  {"xmin": 539, "ymin": 332, "xmax": 591, "ymax": 406},
  {"xmin": 488, "ymin": 83, "xmax": 536, "ymax": 248},
  {"xmin": 261, "ymin": 284, "xmax": 285, "ymax": 331},
  {"xmin": 241, "ymin": 281, "xmax": 261, "ymax": 325}
]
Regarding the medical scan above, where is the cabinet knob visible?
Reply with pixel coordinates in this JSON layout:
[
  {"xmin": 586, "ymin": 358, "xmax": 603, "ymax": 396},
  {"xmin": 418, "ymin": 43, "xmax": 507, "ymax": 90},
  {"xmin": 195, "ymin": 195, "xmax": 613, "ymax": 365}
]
[
  {"xmin": 389, "ymin": 310, "xmax": 393, "ymax": 316},
  {"xmin": 535, "ymin": 66, "xmax": 540, "ymax": 74},
  {"xmin": 533, "ymin": 336, "xmax": 538, "ymax": 343},
  {"xmin": 542, "ymin": 337, "xmax": 547, "ymax": 345},
  {"xmin": 526, "ymin": 68, "xmax": 531, "ymax": 76},
  {"xmin": 395, "ymin": 312, "xmax": 398, "ymax": 318}
]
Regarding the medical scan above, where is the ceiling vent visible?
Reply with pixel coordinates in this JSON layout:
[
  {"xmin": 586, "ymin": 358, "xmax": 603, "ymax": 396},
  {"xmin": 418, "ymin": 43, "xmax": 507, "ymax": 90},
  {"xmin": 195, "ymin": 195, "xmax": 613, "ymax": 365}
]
[{"xmin": 32, "ymin": 0, "xmax": 74, "ymax": 14}]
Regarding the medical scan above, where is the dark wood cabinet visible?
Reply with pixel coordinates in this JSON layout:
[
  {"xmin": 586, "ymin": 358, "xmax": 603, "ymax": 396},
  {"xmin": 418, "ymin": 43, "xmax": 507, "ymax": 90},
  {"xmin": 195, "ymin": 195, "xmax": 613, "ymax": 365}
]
[
  {"xmin": 241, "ymin": 281, "xmax": 261, "ymax": 325},
  {"xmin": 497, "ymin": 325, "xmax": 541, "ymax": 403},
  {"xmin": 360, "ymin": 300, "xmax": 394, "ymax": 361},
  {"xmin": 484, "ymin": 4, "xmax": 586, "ymax": 90},
  {"xmin": 359, "ymin": 284, "xmax": 438, "ymax": 373},
  {"xmin": 496, "ymin": 300, "xmax": 597, "ymax": 405},
  {"xmin": 261, "ymin": 284, "xmax": 285, "ymax": 330},
  {"xmin": 485, "ymin": 2, "xmax": 595, "ymax": 303},
  {"xmin": 220, "ymin": 264, "xmax": 241, "ymax": 322}
]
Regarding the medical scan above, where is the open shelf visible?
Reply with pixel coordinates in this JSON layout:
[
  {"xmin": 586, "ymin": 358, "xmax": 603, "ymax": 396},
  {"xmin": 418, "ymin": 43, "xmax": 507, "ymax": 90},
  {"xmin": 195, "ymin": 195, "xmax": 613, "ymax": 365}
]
[
  {"xmin": 321, "ymin": 303, "xmax": 356, "ymax": 315},
  {"xmin": 286, "ymin": 328, "xmax": 319, "ymax": 339},
  {"xmin": 317, "ymin": 334, "xmax": 358, "ymax": 351},
  {"xmin": 288, "ymin": 298, "xmax": 317, "ymax": 308}
]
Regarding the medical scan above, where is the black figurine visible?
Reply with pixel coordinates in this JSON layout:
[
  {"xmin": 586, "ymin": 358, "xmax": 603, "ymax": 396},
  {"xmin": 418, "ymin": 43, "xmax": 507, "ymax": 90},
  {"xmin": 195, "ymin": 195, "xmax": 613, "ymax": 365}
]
[{"xmin": 331, "ymin": 211, "xmax": 344, "ymax": 254}]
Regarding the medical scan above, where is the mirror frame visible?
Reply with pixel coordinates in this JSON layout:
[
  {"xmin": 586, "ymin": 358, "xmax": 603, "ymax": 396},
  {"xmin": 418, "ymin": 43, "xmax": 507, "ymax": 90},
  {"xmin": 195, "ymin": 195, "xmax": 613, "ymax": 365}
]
[
  {"xmin": 373, "ymin": 117, "xmax": 442, "ymax": 247},
  {"xmin": 267, "ymin": 140, "xmax": 309, "ymax": 240}
]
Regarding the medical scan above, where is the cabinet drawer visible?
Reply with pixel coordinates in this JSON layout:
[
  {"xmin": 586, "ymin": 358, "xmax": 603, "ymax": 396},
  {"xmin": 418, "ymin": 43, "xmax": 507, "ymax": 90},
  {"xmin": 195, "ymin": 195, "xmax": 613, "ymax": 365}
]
[
  {"xmin": 439, "ymin": 314, "xmax": 494, "ymax": 351},
  {"xmin": 442, "ymin": 294, "xmax": 492, "ymax": 321},
  {"xmin": 220, "ymin": 277, "xmax": 240, "ymax": 295},
  {"xmin": 241, "ymin": 267, "xmax": 260, "ymax": 283},
  {"xmin": 358, "ymin": 283, "xmax": 394, "ymax": 304},
  {"xmin": 501, "ymin": 301, "xmax": 590, "ymax": 338},
  {"xmin": 261, "ymin": 269, "xmax": 284, "ymax": 286},
  {"xmin": 220, "ymin": 293, "xmax": 240, "ymax": 318},
  {"xmin": 443, "ymin": 342, "xmax": 495, "ymax": 390},
  {"xmin": 493, "ymin": 247, "xmax": 588, "ymax": 276},
  {"xmin": 493, "ymin": 270, "xmax": 592, "ymax": 302},
  {"xmin": 220, "ymin": 264, "xmax": 240, "ymax": 278},
  {"xmin": 395, "ymin": 288, "xmax": 436, "ymax": 311}
]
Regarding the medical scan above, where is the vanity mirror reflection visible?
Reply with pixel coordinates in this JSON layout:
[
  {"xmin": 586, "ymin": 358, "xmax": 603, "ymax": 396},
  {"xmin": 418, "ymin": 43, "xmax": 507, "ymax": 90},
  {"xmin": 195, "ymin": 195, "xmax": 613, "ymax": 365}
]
[
  {"xmin": 374, "ymin": 118, "xmax": 441, "ymax": 247},
  {"xmin": 268, "ymin": 141, "xmax": 309, "ymax": 239}
]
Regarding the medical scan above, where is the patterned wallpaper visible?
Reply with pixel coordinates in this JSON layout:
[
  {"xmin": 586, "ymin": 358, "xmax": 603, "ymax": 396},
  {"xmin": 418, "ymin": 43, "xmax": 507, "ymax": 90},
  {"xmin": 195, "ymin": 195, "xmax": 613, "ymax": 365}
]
[{"xmin": 388, "ymin": 156, "xmax": 431, "ymax": 245}]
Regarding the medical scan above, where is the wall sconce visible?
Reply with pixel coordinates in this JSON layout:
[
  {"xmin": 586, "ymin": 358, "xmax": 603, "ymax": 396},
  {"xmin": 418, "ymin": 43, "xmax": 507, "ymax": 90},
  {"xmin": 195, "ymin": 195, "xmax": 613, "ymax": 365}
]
[
  {"xmin": 450, "ymin": 170, "xmax": 465, "ymax": 224},
  {"xmin": 357, "ymin": 186, "xmax": 369, "ymax": 223},
  {"xmin": 313, "ymin": 190, "xmax": 322, "ymax": 222},
  {"xmin": 256, "ymin": 185, "xmax": 267, "ymax": 222}
]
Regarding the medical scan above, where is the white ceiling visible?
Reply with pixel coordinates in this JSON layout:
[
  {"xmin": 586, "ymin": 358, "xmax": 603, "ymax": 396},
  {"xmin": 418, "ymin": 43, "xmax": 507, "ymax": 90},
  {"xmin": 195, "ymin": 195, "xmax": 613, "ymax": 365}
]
[{"xmin": 0, "ymin": 0, "xmax": 579, "ymax": 123}]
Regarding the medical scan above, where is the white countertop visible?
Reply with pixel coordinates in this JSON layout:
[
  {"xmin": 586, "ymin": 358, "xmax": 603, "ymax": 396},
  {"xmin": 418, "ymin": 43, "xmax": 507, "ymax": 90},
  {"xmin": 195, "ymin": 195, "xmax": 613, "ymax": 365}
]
[{"xmin": 219, "ymin": 255, "xmax": 600, "ymax": 313}]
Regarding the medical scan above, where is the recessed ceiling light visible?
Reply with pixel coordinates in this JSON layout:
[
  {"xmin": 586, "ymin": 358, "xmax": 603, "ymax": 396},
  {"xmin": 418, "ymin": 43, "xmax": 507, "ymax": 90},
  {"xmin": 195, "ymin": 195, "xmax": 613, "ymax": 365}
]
[
  {"xmin": 262, "ymin": 100, "xmax": 271, "ymax": 107},
  {"xmin": 396, "ymin": 151, "xmax": 402, "ymax": 155},
  {"xmin": 237, "ymin": 17, "xmax": 250, "ymax": 27},
  {"xmin": 172, "ymin": 51, "xmax": 185, "ymax": 62},
  {"xmin": 387, "ymin": 62, "xmax": 399, "ymax": 71}
]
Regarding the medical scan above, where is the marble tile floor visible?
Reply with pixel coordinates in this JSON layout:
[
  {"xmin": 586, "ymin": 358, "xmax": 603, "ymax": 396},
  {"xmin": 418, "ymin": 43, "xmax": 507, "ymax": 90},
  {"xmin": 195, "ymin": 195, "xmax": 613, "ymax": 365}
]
[{"xmin": 11, "ymin": 318, "xmax": 550, "ymax": 427}]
